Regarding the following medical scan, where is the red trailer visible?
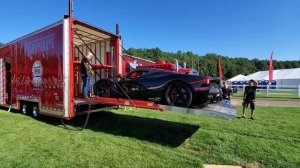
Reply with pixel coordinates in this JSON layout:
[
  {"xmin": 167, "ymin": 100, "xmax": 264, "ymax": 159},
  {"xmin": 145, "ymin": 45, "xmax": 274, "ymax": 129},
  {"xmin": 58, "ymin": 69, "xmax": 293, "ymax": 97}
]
[{"xmin": 0, "ymin": 15, "xmax": 160, "ymax": 120}]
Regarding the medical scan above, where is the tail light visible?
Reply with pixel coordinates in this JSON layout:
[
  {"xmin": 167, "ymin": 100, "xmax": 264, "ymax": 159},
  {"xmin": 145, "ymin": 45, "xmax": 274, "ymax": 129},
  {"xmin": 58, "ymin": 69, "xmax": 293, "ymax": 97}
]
[{"xmin": 204, "ymin": 77, "xmax": 210, "ymax": 84}]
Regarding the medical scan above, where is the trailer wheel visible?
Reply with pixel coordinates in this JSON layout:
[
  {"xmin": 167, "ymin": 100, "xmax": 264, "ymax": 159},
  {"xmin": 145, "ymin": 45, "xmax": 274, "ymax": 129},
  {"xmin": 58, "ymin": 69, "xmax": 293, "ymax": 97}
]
[
  {"xmin": 21, "ymin": 104, "xmax": 28, "ymax": 115},
  {"xmin": 32, "ymin": 105, "xmax": 39, "ymax": 118}
]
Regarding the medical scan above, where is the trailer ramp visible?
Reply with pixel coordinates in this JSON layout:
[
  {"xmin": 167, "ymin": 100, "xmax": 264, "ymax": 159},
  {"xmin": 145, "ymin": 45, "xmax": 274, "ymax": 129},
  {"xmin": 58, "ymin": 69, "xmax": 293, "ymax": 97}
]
[{"xmin": 159, "ymin": 101, "xmax": 237, "ymax": 120}]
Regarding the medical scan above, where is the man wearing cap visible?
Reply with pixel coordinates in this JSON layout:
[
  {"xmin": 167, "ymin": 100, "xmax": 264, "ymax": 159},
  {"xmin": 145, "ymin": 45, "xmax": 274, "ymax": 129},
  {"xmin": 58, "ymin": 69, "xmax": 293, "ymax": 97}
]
[
  {"xmin": 242, "ymin": 79, "xmax": 258, "ymax": 120},
  {"xmin": 81, "ymin": 52, "xmax": 95, "ymax": 98}
]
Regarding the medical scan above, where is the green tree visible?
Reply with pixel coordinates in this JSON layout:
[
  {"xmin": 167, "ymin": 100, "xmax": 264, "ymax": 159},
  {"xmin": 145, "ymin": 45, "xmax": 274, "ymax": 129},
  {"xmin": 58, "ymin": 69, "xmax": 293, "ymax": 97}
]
[{"xmin": 122, "ymin": 47, "xmax": 300, "ymax": 79}]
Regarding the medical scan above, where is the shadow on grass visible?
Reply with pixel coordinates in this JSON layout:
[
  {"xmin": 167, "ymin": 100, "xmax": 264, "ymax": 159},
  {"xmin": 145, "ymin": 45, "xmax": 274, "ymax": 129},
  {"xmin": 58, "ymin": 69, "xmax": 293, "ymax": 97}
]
[{"xmin": 35, "ymin": 111, "xmax": 199, "ymax": 148}]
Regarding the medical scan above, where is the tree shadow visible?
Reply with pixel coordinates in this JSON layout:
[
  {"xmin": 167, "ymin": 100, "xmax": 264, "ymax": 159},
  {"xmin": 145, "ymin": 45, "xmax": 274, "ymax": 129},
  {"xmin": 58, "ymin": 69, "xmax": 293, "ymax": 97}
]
[{"xmin": 37, "ymin": 111, "xmax": 199, "ymax": 148}]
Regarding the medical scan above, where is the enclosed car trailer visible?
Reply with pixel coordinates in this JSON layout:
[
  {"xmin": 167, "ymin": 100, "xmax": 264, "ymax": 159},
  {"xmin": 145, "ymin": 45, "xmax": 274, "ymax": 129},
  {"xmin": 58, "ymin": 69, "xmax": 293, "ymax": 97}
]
[
  {"xmin": 0, "ymin": 0, "xmax": 237, "ymax": 125},
  {"xmin": 0, "ymin": 15, "xmax": 160, "ymax": 120}
]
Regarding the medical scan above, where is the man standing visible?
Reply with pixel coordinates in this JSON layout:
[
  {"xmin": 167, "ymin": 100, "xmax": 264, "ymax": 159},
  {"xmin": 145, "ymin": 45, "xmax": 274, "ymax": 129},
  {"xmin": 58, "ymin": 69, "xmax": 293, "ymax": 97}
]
[
  {"xmin": 81, "ymin": 52, "xmax": 95, "ymax": 98},
  {"xmin": 242, "ymin": 79, "xmax": 258, "ymax": 120},
  {"xmin": 222, "ymin": 81, "xmax": 233, "ymax": 106}
]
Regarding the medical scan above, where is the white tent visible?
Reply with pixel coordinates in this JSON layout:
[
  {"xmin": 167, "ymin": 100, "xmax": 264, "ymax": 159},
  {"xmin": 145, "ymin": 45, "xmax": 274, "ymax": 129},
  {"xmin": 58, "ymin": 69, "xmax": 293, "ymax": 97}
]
[
  {"xmin": 228, "ymin": 68, "xmax": 300, "ymax": 86},
  {"xmin": 227, "ymin": 74, "xmax": 246, "ymax": 82}
]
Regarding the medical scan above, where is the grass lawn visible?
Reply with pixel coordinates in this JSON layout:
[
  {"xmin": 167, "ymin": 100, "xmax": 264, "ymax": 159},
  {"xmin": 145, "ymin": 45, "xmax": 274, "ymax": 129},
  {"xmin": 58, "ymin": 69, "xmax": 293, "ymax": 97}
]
[{"xmin": 0, "ymin": 106, "xmax": 299, "ymax": 168}]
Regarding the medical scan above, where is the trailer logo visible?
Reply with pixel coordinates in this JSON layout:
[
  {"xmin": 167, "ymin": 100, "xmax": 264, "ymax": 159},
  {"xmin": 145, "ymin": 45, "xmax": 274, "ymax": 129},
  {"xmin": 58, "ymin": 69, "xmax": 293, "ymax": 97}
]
[
  {"xmin": 25, "ymin": 34, "xmax": 55, "ymax": 56},
  {"xmin": 32, "ymin": 60, "xmax": 43, "ymax": 87}
]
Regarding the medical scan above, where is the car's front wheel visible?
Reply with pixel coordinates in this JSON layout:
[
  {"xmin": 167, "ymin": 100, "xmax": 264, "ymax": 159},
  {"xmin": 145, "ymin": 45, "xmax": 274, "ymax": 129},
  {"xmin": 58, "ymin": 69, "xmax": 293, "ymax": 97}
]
[{"xmin": 165, "ymin": 81, "xmax": 193, "ymax": 107}]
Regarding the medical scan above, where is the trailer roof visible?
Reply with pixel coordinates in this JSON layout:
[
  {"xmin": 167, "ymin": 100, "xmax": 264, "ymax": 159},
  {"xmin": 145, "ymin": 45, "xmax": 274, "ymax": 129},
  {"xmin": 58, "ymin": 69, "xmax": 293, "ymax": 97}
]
[
  {"xmin": 73, "ymin": 20, "xmax": 118, "ymax": 46},
  {"xmin": 0, "ymin": 19, "xmax": 119, "ymax": 49}
]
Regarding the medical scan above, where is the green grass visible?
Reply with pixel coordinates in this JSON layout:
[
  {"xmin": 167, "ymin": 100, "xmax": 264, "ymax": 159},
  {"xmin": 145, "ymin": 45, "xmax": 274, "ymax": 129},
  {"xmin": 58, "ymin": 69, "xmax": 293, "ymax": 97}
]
[{"xmin": 0, "ymin": 106, "xmax": 300, "ymax": 168}]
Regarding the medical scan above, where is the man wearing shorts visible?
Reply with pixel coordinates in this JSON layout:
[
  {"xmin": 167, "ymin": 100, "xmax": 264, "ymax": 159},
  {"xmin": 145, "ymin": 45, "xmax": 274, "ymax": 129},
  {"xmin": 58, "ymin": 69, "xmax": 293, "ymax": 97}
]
[{"xmin": 242, "ymin": 79, "xmax": 258, "ymax": 120}]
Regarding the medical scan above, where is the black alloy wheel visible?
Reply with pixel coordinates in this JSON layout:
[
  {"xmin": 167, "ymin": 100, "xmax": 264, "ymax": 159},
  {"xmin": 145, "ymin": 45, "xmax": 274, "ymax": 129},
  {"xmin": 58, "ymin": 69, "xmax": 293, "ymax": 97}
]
[
  {"xmin": 96, "ymin": 82, "xmax": 111, "ymax": 97},
  {"xmin": 165, "ymin": 81, "xmax": 193, "ymax": 107}
]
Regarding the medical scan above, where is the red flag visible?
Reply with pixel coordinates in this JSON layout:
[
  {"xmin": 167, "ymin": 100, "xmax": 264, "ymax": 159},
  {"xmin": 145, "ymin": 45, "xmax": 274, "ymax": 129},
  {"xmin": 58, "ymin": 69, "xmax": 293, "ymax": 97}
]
[
  {"xmin": 269, "ymin": 51, "xmax": 273, "ymax": 85},
  {"xmin": 218, "ymin": 57, "xmax": 223, "ymax": 79}
]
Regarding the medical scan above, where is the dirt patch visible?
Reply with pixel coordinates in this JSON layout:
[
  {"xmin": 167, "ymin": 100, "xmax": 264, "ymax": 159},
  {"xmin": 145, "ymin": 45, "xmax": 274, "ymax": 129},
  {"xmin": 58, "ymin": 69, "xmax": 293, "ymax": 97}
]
[
  {"xmin": 204, "ymin": 164, "xmax": 242, "ymax": 168},
  {"xmin": 244, "ymin": 161, "xmax": 263, "ymax": 168},
  {"xmin": 204, "ymin": 161, "xmax": 263, "ymax": 168}
]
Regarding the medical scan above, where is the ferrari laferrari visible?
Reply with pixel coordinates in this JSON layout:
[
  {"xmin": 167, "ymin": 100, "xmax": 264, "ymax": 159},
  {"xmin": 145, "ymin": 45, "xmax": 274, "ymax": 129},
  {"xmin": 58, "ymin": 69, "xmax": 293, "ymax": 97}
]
[{"xmin": 93, "ymin": 68, "xmax": 210, "ymax": 107}]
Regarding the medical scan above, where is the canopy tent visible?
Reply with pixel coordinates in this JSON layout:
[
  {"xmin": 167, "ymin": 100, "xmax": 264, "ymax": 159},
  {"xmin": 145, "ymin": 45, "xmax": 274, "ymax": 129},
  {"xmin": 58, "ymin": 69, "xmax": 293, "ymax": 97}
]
[
  {"xmin": 227, "ymin": 74, "xmax": 246, "ymax": 82},
  {"xmin": 227, "ymin": 68, "xmax": 300, "ymax": 86}
]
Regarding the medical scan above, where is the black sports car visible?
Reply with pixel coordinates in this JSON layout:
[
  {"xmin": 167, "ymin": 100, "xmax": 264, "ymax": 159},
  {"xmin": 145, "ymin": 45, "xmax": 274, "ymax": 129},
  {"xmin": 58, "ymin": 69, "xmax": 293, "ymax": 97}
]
[{"xmin": 93, "ymin": 68, "xmax": 210, "ymax": 107}]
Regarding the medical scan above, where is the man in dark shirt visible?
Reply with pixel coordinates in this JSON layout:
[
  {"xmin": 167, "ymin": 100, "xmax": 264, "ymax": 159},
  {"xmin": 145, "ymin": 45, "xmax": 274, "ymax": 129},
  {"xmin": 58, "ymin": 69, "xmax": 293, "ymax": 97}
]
[
  {"xmin": 222, "ymin": 81, "xmax": 233, "ymax": 106},
  {"xmin": 242, "ymin": 79, "xmax": 258, "ymax": 120},
  {"xmin": 81, "ymin": 52, "xmax": 94, "ymax": 98}
]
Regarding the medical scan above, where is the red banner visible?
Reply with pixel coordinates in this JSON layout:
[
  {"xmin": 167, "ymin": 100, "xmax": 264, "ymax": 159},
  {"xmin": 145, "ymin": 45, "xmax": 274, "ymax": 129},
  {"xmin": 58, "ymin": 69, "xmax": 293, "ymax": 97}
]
[
  {"xmin": 218, "ymin": 57, "xmax": 223, "ymax": 80},
  {"xmin": 269, "ymin": 51, "xmax": 273, "ymax": 84}
]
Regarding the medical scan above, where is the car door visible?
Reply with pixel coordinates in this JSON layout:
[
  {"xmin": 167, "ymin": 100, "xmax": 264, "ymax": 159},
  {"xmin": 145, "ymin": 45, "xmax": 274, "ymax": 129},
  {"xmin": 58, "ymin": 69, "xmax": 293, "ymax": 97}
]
[{"xmin": 121, "ymin": 70, "xmax": 149, "ymax": 98}]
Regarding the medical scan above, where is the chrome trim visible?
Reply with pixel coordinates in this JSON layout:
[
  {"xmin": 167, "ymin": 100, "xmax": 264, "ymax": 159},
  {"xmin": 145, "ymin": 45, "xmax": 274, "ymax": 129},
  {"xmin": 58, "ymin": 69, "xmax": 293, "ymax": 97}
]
[{"xmin": 63, "ymin": 18, "xmax": 70, "ymax": 118}]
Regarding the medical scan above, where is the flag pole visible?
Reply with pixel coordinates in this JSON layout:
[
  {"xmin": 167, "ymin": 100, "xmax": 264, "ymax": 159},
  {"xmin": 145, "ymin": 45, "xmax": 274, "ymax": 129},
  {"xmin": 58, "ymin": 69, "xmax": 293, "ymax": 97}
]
[
  {"xmin": 69, "ymin": 0, "xmax": 73, "ymax": 18},
  {"xmin": 268, "ymin": 51, "xmax": 273, "ymax": 85},
  {"xmin": 218, "ymin": 57, "xmax": 223, "ymax": 80}
]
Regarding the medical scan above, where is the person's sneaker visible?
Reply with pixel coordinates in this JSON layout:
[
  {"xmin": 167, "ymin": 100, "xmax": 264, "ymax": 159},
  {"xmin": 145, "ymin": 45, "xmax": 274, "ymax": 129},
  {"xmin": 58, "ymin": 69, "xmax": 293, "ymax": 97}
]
[
  {"xmin": 241, "ymin": 116, "xmax": 245, "ymax": 119},
  {"xmin": 250, "ymin": 117, "xmax": 254, "ymax": 120}
]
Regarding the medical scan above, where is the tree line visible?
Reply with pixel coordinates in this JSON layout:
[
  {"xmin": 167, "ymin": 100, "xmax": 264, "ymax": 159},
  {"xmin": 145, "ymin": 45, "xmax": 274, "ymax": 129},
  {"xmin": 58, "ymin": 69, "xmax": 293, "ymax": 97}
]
[
  {"xmin": 0, "ymin": 42, "xmax": 298, "ymax": 80},
  {"xmin": 125, "ymin": 47, "xmax": 300, "ymax": 80}
]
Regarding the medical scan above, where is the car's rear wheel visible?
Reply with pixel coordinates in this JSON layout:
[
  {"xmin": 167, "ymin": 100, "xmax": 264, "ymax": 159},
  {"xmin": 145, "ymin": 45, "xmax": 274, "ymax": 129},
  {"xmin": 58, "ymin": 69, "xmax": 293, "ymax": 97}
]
[
  {"xmin": 165, "ymin": 81, "xmax": 193, "ymax": 107},
  {"xmin": 95, "ymin": 81, "xmax": 111, "ymax": 97}
]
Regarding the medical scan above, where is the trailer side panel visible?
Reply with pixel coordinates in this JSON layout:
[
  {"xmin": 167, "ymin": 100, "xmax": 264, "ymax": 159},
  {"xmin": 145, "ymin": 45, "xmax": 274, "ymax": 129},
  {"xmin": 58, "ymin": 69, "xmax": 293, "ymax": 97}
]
[{"xmin": 9, "ymin": 23, "xmax": 64, "ymax": 115}]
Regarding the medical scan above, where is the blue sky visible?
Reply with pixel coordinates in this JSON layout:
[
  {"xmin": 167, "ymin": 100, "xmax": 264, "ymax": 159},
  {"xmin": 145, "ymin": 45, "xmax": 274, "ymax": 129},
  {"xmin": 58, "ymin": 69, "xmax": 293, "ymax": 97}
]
[{"xmin": 0, "ymin": 0, "xmax": 299, "ymax": 61}]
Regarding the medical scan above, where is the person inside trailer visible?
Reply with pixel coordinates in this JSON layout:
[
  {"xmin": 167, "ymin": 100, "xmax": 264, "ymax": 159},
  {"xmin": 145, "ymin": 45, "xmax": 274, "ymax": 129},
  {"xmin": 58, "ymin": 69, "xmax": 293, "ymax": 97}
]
[
  {"xmin": 116, "ymin": 74, "xmax": 123, "ymax": 82},
  {"xmin": 81, "ymin": 52, "xmax": 95, "ymax": 98},
  {"xmin": 129, "ymin": 60, "xmax": 139, "ymax": 69}
]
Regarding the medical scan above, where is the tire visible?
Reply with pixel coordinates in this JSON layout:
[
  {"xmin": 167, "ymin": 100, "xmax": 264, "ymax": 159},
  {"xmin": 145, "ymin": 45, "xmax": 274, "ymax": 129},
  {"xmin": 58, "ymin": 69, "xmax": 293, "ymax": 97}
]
[
  {"xmin": 32, "ymin": 105, "xmax": 39, "ymax": 118},
  {"xmin": 165, "ymin": 81, "xmax": 193, "ymax": 107},
  {"xmin": 94, "ymin": 81, "xmax": 111, "ymax": 97},
  {"xmin": 21, "ymin": 103, "xmax": 28, "ymax": 115}
]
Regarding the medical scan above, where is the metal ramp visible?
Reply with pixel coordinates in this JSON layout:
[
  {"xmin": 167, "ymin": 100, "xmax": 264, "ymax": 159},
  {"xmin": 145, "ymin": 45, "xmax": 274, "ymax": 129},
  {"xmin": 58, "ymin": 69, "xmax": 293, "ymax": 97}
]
[
  {"xmin": 159, "ymin": 101, "xmax": 237, "ymax": 120},
  {"xmin": 75, "ymin": 97, "xmax": 236, "ymax": 119}
]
